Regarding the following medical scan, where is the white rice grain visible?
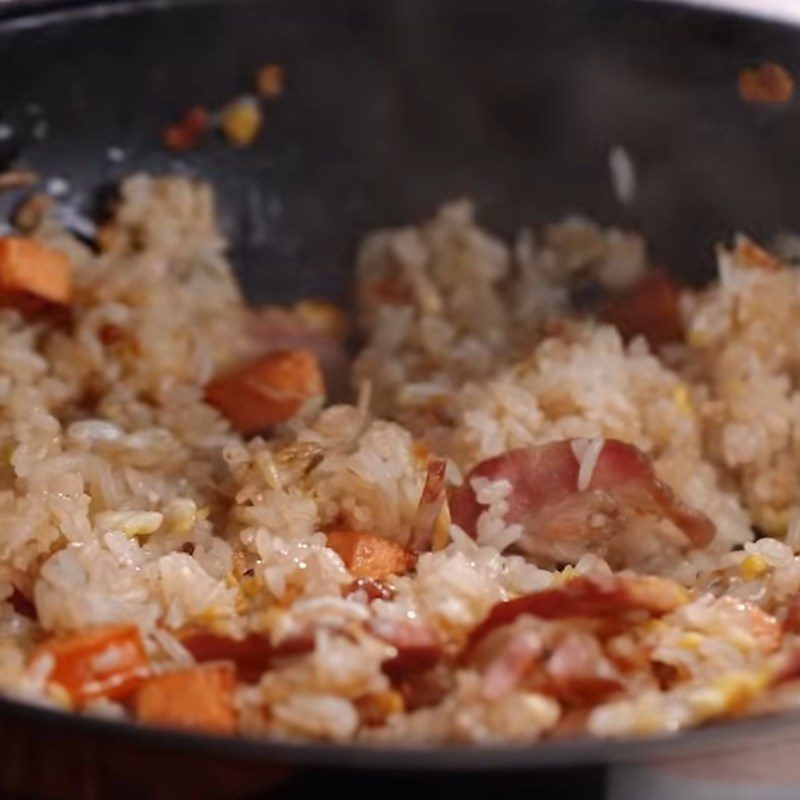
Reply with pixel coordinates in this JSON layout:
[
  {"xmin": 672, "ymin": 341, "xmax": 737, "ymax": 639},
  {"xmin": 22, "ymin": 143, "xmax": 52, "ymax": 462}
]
[
  {"xmin": 574, "ymin": 437, "xmax": 605, "ymax": 491},
  {"xmin": 608, "ymin": 145, "xmax": 637, "ymax": 205}
]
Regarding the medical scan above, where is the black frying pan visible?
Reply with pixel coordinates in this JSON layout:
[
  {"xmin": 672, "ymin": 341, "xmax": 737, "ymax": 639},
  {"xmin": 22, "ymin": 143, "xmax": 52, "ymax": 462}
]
[{"xmin": 2, "ymin": 0, "xmax": 800, "ymax": 797}]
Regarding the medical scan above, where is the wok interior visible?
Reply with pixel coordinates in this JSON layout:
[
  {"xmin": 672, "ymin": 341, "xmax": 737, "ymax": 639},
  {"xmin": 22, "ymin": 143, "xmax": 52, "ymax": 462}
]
[
  {"xmin": 1, "ymin": 0, "xmax": 798, "ymax": 298},
  {"xmin": 2, "ymin": 0, "xmax": 800, "ymax": 770}
]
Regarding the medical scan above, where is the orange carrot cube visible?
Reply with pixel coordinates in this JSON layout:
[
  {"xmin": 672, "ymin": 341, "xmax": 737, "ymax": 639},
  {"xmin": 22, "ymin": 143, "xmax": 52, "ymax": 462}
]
[
  {"xmin": 30, "ymin": 624, "xmax": 148, "ymax": 707},
  {"xmin": 206, "ymin": 349, "xmax": 324, "ymax": 433},
  {"xmin": 326, "ymin": 530, "xmax": 415, "ymax": 580},
  {"xmin": 135, "ymin": 663, "xmax": 236, "ymax": 734},
  {"xmin": 0, "ymin": 236, "xmax": 72, "ymax": 306}
]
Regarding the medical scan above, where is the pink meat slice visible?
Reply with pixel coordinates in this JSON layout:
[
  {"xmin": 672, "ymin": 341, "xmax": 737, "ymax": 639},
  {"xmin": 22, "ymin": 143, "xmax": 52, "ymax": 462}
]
[
  {"xmin": 544, "ymin": 631, "xmax": 623, "ymax": 704},
  {"xmin": 449, "ymin": 439, "xmax": 714, "ymax": 567},
  {"xmin": 367, "ymin": 619, "xmax": 443, "ymax": 679}
]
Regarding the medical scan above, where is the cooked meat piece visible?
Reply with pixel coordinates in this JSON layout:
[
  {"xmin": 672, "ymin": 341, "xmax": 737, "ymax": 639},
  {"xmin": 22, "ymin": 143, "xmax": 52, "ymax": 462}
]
[{"xmin": 449, "ymin": 439, "xmax": 715, "ymax": 568}]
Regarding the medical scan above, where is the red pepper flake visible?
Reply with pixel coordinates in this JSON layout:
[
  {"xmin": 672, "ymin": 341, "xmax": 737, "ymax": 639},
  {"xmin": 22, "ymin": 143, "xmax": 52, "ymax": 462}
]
[
  {"xmin": 739, "ymin": 63, "xmax": 795, "ymax": 104},
  {"xmin": 163, "ymin": 126, "xmax": 191, "ymax": 152},
  {"xmin": 99, "ymin": 323, "xmax": 126, "ymax": 346},
  {"xmin": 163, "ymin": 106, "xmax": 210, "ymax": 152}
]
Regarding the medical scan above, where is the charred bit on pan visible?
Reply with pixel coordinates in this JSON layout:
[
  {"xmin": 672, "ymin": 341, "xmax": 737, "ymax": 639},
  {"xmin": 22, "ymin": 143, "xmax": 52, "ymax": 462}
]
[
  {"xmin": 163, "ymin": 63, "xmax": 284, "ymax": 151},
  {"xmin": 739, "ymin": 62, "xmax": 795, "ymax": 104}
]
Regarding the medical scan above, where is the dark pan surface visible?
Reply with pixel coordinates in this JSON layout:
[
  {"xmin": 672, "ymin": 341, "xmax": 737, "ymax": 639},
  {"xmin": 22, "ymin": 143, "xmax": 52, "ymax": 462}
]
[
  {"xmin": 2, "ymin": 0, "xmax": 800, "ymax": 778},
  {"xmin": 4, "ymin": 0, "xmax": 800, "ymax": 303}
]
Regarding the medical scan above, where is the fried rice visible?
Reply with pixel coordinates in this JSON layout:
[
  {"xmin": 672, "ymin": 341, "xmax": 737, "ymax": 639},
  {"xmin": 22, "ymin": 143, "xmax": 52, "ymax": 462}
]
[{"xmin": 2, "ymin": 174, "xmax": 800, "ymax": 743}]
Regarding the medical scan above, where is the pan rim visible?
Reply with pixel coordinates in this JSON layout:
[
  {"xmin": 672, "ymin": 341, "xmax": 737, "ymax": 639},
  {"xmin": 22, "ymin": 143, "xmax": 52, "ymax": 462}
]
[
  {"xmin": 1, "ymin": 0, "xmax": 799, "ymax": 34},
  {"xmin": 3, "ymin": 692, "xmax": 800, "ymax": 770}
]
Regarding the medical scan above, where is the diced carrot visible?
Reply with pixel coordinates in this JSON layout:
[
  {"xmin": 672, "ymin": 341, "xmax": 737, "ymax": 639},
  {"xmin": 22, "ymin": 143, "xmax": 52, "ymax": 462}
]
[
  {"xmin": 733, "ymin": 236, "xmax": 781, "ymax": 271},
  {"xmin": 601, "ymin": 269, "xmax": 683, "ymax": 348},
  {"xmin": 739, "ymin": 62, "xmax": 795, "ymax": 104},
  {"xmin": 134, "ymin": 663, "xmax": 236, "ymax": 735},
  {"xmin": 0, "ymin": 237, "xmax": 72, "ymax": 307},
  {"xmin": 326, "ymin": 529, "xmax": 416, "ymax": 580},
  {"xmin": 254, "ymin": 64, "xmax": 285, "ymax": 99},
  {"xmin": 205, "ymin": 349, "xmax": 324, "ymax": 434},
  {"xmin": 30, "ymin": 624, "xmax": 148, "ymax": 707}
]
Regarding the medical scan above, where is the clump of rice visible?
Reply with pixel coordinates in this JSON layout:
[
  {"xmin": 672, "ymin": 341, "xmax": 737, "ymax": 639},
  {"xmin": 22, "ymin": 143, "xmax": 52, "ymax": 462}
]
[
  {"xmin": 353, "ymin": 203, "xmax": 647, "ymax": 428},
  {"xmin": 681, "ymin": 238, "xmax": 800, "ymax": 535}
]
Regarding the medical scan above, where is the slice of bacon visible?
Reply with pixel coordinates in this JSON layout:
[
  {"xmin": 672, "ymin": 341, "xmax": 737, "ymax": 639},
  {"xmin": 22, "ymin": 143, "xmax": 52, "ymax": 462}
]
[
  {"xmin": 480, "ymin": 628, "xmax": 543, "ymax": 701},
  {"xmin": 466, "ymin": 575, "xmax": 687, "ymax": 652},
  {"xmin": 394, "ymin": 666, "xmax": 455, "ymax": 711},
  {"xmin": 543, "ymin": 632, "xmax": 623, "ymax": 704},
  {"xmin": 408, "ymin": 458, "xmax": 448, "ymax": 552},
  {"xmin": 773, "ymin": 650, "xmax": 800, "ymax": 687},
  {"xmin": 180, "ymin": 630, "xmax": 314, "ymax": 683},
  {"xmin": 474, "ymin": 619, "xmax": 624, "ymax": 703},
  {"xmin": 601, "ymin": 269, "xmax": 684, "ymax": 348},
  {"xmin": 367, "ymin": 619, "xmax": 442, "ymax": 679},
  {"xmin": 783, "ymin": 592, "xmax": 800, "ymax": 635},
  {"xmin": 449, "ymin": 439, "xmax": 715, "ymax": 567},
  {"xmin": 9, "ymin": 587, "xmax": 36, "ymax": 619}
]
